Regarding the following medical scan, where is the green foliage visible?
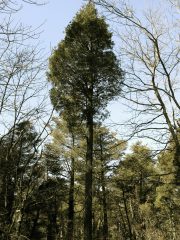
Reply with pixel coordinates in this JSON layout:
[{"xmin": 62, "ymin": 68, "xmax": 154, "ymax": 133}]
[
  {"xmin": 0, "ymin": 121, "xmax": 42, "ymax": 239},
  {"xmin": 48, "ymin": 3, "xmax": 123, "ymax": 120},
  {"xmin": 154, "ymin": 143, "xmax": 180, "ymax": 240}
]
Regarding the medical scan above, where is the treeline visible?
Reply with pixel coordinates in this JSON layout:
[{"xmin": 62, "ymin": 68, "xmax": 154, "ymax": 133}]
[
  {"xmin": 0, "ymin": 1, "xmax": 179, "ymax": 240},
  {"xmin": 0, "ymin": 118, "xmax": 179, "ymax": 239}
]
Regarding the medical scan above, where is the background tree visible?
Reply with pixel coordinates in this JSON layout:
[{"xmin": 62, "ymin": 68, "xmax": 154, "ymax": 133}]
[
  {"xmin": 0, "ymin": 121, "xmax": 44, "ymax": 239},
  {"xmin": 111, "ymin": 142, "xmax": 156, "ymax": 240},
  {"xmin": 93, "ymin": 0, "xmax": 180, "ymax": 182},
  {"xmin": 155, "ymin": 138, "xmax": 180, "ymax": 240},
  {"xmin": 93, "ymin": 125, "xmax": 126, "ymax": 240},
  {"xmin": 0, "ymin": 0, "xmax": 50, "ymax": 147},
  {"xmin": 42, "ymin": 118, "xmax": 127, "ymax": 240},
  {"xmin": 44, "ymin": 116, "xmax": 84, "ymax": 240}
]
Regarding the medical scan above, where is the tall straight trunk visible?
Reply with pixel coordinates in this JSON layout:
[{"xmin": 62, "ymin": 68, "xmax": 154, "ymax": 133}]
[
  {"xmin": 47, "ymin": 210, "xmax": 57, "ymax": 240},
  {"xmin": 118, "ymin": 204, "xmax": 128, "ymax": 239},
  {"xmin": 30, "ymin": 209, "xmax": 40, "ymax": 239},
  {"xmin": 59, "ymin": 203, "xmax": 66, "ymax": 239},
  {"xmin": 100, "ymin": 135, "xmax": 109, "ymax": 240},
  {"xmin": 102, "ymin": 180, "xmax": 108, "ymax": 240},
  {"xmin": 46, "ymin": 195, "xmax": 58, "ymax": 240},
  {"xmin": 4, "ymin": 175, "xmax": 15, "ymax": 225},
  {"xmin": 67, "ymin": 134, "xmax": 75, "ymax": 240},
  {"xmin": 173, "ymin": 145, "xmax": 180, "ymax": 184},
  {"xmin": 84, "ymin": 113, "xmax": 93, "ymax": 240},
  {"xmin": 122, "ymin": 188, "xmax": 133, "ymax": 240}
]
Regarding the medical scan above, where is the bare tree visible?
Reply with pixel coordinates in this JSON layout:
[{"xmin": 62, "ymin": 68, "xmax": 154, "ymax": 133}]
[
  {"xmin": 0, "ymin": 0, "xmax": 53, "ymax": 139},
  {"xmin": 168, "ymin": 0, "xmax": 180, "ymax": 10},
  {"xmin": 93, "ymin": 0, "xmax": 180, "ymax": 181},
  {"xmin": 0, "ymin": 1, "xmax": 54, "ymax": 239}
]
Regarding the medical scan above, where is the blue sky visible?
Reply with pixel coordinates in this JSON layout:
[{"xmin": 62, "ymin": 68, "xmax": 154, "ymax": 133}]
[
  {"xmin": 16, "ymin": 0, "xmax": 154, "ymax": 51},
  {"xmin": 16, "ymin": 0, "xmax": 85, "ymax": 51}
]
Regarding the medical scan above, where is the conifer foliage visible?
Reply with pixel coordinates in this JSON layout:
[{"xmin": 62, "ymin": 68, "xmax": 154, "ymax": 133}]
[{"xmin": 48, "ymin": 3, "xmax": 123, "ymax": 240}]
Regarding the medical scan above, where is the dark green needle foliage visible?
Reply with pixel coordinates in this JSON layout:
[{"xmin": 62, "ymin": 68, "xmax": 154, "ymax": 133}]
[{"xmin": 48, "ymin": 3, "xmax": 123, "ymax": 121}]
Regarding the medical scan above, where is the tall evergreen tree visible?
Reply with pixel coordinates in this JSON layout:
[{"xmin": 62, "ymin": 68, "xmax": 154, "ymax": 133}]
[
  {"xmin": 93, "ymin": 125, "xmax": 126, "ymax": 240},
  {"xmin": 155, "ymin": 139, "xmax": 180, "ymax": 240},
  {"xmin": 44, "ymin": 116, "xmax": 82, "ymax": 240},
  {"xmin": 48, "ymin": 3, "xmax": 123, "ymax": 239}
]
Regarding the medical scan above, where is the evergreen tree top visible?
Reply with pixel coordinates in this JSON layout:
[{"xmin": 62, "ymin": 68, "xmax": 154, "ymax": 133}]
[
  {"xmin": 48, "ymin": 1, "xmax": 123, "ymax": 119},
  {"xmin": 75, "ymin": 3, "xmax": 97, "ymax": 22},
  {"xmin": 64, "ymin": 3, "xmax": 113, "ymax": 48}
]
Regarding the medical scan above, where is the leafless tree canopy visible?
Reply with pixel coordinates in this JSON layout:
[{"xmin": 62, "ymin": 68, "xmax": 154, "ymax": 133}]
[
  {"xmin": 0, "ymin": 0, "xmax": 51, "ymax": 138},
  {"xmin": 0, "ymin": 0, "xmax": 46, "ymax": 13},
  {"xmin": 93, "ymin": 1, "xmax": 179, "ymax": 150}
]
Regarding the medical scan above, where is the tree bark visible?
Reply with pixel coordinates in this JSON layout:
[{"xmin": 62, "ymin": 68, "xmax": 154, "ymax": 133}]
[
  {"xmin": 102, "ymin": 183, "xmax": 108, "ymax": 240},
  {"xmin": 122, "ymin": 188, "xmax": 133, "ymax": 240},
  {"xmin": 84, "ymin": 113, "xmax": 93, "ymax": 240},
  {"xmin": 173, "ymin": 145, "xmax": 180, "ymax": 184},
  {"xmin": 67, "ymin": 134, "xmax": 75, "ymax": 240},
  {"xmin": 47, "ymin": 210, "xmax": 57, "ymax": 240},
  {"xmin": 100, "ymin": 135, "xmax": 109, "ymax": 240},
  {"xmin": 30, "ymin": 209, "xmax": 40, "ymax": 239}
]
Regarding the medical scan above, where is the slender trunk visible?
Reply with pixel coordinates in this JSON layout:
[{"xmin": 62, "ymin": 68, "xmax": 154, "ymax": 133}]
[
  {"xmin": 118, "ymin": 204, "xmax": 128, "ymax": 239},
  {"xmin": 30, "ymin": 209, "xmax": 40, "ymax": 239},
  {"xmin": 59, "ymin": 203, "xmax": 66, "ymax": 239},
  {"xmin": 67, "ymin": 134, "xmax": 75, "ymax": 240},
  {"xmin": 139, "ymin": 172, "xmax": 143, "ymax": 203},
  {"xmin": 151, "ymin": 68, "xmax": 180, "ymax": 184},
  {"xmin": 102, "ymin": 183, "xmax": 108, "ymax": 240},
  {"xmin": 92, "ymin": 213, "xmax": 97, "ymax": 239},
  {"xmin": 122, "ymin": 188, "xmax": 133, "ymax": 240},
  {"xmin": 84, "ymin": 113, "xmax": 93, "ymax": 240},
  {"xmin": 16, "ymin": 206, "xmax": 24, "ymax": 237},
  {"xmin": 100, "ymin": 135, "xmax": 109, "ymax": 240},
  {"xmin": 4, "ymin": 176, "xmax": 15, "ymax": 225},
  {"xmin": 173, "ymin": 145, "xmax": 180, "ymax": 184},
  {"xmin": 47, "ymin": 209, "xmax": 57, "ymax": 240}
]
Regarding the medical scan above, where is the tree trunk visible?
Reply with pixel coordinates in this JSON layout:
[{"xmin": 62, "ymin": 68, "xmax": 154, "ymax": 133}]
[
  {"xmin": 67, "ymin": 135, "xmax": 75, "ymax": 240},
  {"xmin": 84, "ymin": 113, "xmax": 93, "ymax": 240},
  {"xmin": 100, "ymin": 135, "xmax": 109, "ymax": 240},
  {"xmin": 47, "ymin": 210, "xmax": 57, "ymax": 240},
  {"xmin": 122, "ymin": 188, "xmax": 133, "ymax": 240},
  {"xmin": 30, "ymin": 209, "xmax": 40, "ymax": 239},
  {"xmin": 173, "ymin": 145, "xmax": 180, "ymax": 185},
  {"xmin": 102, "ymin": 183, "xmax": 108, "ymax": 240}
]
